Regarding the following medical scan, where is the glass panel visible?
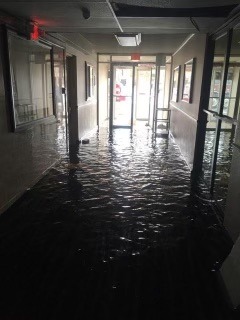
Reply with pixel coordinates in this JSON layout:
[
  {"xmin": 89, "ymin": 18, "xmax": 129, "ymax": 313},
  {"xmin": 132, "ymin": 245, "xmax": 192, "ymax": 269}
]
[
  {"xmin": 113, "ymin": 66, "xmax": 133, "ymax": 126},
  {"xmin": 202, "ymin": 113, "xmax": 218, "ymax": 185},
  {"xmin": 135, "ymin": 66, "xmax": 152, "ymax": 120},
  {"xmin": 99, "ymin": 55, "xmax": 111, "ymax": 63},
  {"xmin": 164, "ymin": 63, "xmax": 171, "ymax": 108},
  {"xmin": 158, "ymin": 66, "xmax": 166, "ymax": 108},
  {"xmin": 156, "ymin": 66, "xmax": 169, "ymax": 130},
  {"xmin": 166, "ymin": 56, "xmax": 172, "ymax": 63},
  {"xmin": 222, "ymin": 29, "xmax": 240, "ymax": 118},
  {"xmin": 112, "ymin": 55, "xmax": 156, "ymax": 63},
  {"xmin": 208, "ymin": 34, "xmax": 228, "ymax": 113},
  {"xmin": 112, "ymin": 56, "xmax": 132, "ymax": 62},
  {"xmin": 52, "ymin": 46, "xmax": 65, "ymax": 119},
  {"xmin": 9, "ymin": 34, "xmax": 53, "ymax": 126},
  {"xmin": 139, "ymin": 56, "xmax": 156, "ymax": 63},
  {"xmin": 148, "ymin": 68, "xmax": 156, "ymax": 128},
  {"xmin": 214, "ymin": 121, "xmax": 236, "ymax": 211}
]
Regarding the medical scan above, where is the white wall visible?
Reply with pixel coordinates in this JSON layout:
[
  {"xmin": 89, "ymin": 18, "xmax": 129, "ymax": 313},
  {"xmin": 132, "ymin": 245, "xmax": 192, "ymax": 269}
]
[
  {"xmin": 170, "ymin": 34, "xmax": 207, "ymax": 170},
  {"xmin": 66, "ymin": 45, "xmax": 97, "ymax": 139},
  {"xmin": 0, "ymin": 29, "xmax": 98, "ymax": 213}
]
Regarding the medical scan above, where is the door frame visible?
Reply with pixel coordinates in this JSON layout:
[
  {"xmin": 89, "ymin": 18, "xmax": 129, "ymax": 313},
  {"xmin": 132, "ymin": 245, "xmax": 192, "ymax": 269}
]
[
  {"xmin": 201, "ymin": 29, "xmax": 240, "ymax": 196},
  {"xmin": 66, "ymin": 55, "xmax": 78, "ymax": 146}
]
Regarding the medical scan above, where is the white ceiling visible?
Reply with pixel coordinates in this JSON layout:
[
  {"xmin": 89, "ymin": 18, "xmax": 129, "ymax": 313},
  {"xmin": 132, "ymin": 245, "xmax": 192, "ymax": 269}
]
[{"xmin": 0, "ymin": 0, "xmax": 239, "ymax": 54}]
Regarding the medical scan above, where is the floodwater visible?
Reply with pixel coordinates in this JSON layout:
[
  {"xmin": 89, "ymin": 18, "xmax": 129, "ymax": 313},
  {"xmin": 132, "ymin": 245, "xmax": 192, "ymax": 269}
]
[
  {"xmin": 0, "ymin": 127, "xmax": 235, "ymax": 320},
  {"xmin": 203, "ymin": 130, "xmax": 234, "ymax": 211}
]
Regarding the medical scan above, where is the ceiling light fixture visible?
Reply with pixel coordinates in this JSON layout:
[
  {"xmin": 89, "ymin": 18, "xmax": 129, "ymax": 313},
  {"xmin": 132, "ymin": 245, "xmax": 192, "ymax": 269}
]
[{"xmin": 115, "ymin": 33, "xmax": 141, "ymax": 46}]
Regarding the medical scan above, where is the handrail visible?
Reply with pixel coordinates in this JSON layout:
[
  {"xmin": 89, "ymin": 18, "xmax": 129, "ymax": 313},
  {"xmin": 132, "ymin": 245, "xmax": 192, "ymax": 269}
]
[
  {"xmin": 209, "ymin": 96, "xmax": 237, "ymax": 100},
  {"xmin": 203, "ymin": 109, "xmax": 238, "ymax": 124},
  {"xmin": 203, "ymin": 109, "xmax": 218, "ymax": 116}
]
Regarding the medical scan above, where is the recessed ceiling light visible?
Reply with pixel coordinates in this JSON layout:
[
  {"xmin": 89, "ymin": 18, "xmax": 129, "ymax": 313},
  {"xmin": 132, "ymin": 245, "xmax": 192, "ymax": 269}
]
[{"xmin": 114, "ymin": 33, "xmax": 141, "ymax": 46}]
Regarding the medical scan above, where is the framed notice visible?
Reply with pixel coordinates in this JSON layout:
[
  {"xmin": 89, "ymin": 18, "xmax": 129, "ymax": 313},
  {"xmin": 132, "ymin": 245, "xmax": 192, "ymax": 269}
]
[
  {"xmin": 171, "ymin": 65, "xmax": 180, "ymax": 102},
  {"xmin": 85, "ymin": 62, "xmax": 94, "ymax": 101},
  {"xmin": 182, "ymin": 58, "xmax": 195, "ymax": 103}
]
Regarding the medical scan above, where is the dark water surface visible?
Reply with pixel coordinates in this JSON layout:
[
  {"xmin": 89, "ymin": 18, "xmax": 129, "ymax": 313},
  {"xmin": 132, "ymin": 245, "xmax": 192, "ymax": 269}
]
[
  {"xmin": 203, "ymin": 130, "xmax": 234, "ymax": 211},
  {"xmin": 0, "ymin": 128, "xmax": 235, "ymax": 320}
]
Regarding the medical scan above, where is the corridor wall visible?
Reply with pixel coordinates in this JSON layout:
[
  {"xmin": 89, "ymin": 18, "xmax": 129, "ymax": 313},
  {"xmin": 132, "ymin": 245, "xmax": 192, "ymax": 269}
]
[
  {"xmin": 170, "ymin": 34, "xmax": 207, "ymax": 170},
  {"xmin": 0, "ymin": 25, "xmax": 98, "ymax": 214},
  {"xmin": 66, "ymin": 44, "xmax": 97, "ymax": 140},
  {"xmin": 0, "ymin": 28, "xmax": 67, "ymax": 214}
]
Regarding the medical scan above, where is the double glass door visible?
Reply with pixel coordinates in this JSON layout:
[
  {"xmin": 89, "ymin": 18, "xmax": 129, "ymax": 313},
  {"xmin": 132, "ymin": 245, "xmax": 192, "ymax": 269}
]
[{"xmin": 110, "ymin": 63, "xmax": 156, "ymax": 129}]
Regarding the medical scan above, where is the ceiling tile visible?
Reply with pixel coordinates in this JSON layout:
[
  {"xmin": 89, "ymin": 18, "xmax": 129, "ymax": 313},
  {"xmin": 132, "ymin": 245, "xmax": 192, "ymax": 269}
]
[
  {"xmin": 77, "ymin": 33, "xmax": 189, "ymax": 54},
  {"xmin": 119, "ymin": 17, "xmax": 194, "ymax": 29}
]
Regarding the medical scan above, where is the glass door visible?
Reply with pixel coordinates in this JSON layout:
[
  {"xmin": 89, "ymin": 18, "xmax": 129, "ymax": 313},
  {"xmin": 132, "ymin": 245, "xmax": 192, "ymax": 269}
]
[
  {"xmin": 202, "ymin": 28, "xmax": 240, "ymax": 211},
  {"xmin": 135, "ymin": 66, "xmax": 152, "ymax": 120},
  {"xmin": 110, "ymin": 64, "xmax": 134, "ymax": 128}
]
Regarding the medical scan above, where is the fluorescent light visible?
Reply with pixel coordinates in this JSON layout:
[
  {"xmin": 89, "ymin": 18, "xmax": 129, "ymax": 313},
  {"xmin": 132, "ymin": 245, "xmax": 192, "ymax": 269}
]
[{"xmin": 115, "ymin": 33, "xmax": 141, "ymax": 46}]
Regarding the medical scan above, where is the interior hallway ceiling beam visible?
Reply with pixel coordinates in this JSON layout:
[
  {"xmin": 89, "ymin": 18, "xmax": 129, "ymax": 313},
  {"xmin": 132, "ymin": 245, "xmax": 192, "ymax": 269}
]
[
  {"xmin": 112, "ymin": 3, "xmax": 237, "ymax": 17},
  {"xmin": 106, "ymin": 0, "xmax": 123, "ymax": 32}
]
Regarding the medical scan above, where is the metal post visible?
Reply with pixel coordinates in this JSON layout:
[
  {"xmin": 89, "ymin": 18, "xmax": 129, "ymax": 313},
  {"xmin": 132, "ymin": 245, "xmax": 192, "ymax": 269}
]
[
  {"xmin": 131, "ymin": 64, "xmax": 135, "ymax": 129},
  {"xmin": 210, "ymin": 29, "xmax": 232, "ymax": 194},
  {"xmin": 109, "ymin": 63, "xmax": 113, "ymax": 132}
]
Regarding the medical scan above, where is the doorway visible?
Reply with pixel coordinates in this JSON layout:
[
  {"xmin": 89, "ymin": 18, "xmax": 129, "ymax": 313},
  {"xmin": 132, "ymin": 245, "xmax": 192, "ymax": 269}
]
[
  {"xmin": 109, "ymin": 63, "xmax": 156, "ymax": 129},
  {"xmin": 110, "ymin": 63, "xmax": 134, "ymax": 128},
  {"xmin": 135, "ymin": 66, "xmax": 154, "ymax": 121}
]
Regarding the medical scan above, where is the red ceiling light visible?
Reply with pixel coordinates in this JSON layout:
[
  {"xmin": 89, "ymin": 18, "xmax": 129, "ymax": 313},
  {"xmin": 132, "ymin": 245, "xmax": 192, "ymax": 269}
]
[{"xmin": 131, "ymin": 53, "xmax": 140, "ymax": 61}]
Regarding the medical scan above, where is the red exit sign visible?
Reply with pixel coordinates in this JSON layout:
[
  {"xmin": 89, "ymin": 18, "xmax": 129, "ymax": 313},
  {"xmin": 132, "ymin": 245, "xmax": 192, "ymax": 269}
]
[{"xmin": 30, "ymin": 24, "xmax": 45, "ymax": 41}]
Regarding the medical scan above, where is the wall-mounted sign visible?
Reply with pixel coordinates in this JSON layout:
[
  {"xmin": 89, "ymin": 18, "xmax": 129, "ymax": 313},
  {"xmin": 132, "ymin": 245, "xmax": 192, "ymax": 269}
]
[
  {"xmin": 182, "ymin": 58, "xmax": 195, "ymax": 103},
  {"xmin": 131, "ymin": 53, "xmax": 140, "ymax": 61},
  {"xmin": 171, "ymin": 65, "xmax": 181, "ymax": 102}
]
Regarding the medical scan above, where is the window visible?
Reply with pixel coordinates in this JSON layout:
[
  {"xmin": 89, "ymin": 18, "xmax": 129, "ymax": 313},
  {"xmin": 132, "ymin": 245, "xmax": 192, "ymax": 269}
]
[{"xmin": 8, "ymin": 33, "xmax": 54, "ymax": 127}]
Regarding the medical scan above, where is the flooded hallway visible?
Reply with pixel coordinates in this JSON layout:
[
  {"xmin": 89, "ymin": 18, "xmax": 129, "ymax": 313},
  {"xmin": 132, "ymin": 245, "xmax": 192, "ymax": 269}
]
[
  {"xmin": 0, "ymin": 127, "xmax": 234, "ymax": 319},
  {"xmin": 1, "ymin": 1, "xmax": 240, "ymax": 319}
]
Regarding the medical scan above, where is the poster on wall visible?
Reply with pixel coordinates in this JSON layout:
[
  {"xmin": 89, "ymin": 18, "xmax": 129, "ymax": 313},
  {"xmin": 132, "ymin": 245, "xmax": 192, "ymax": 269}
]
[
  {"xmin": 171, "ymin": 65, "xmax": 180, "ymax": 102},
  {"xmin": 182, "ymin": 58, "xmax": 195, "ymax": 103}
]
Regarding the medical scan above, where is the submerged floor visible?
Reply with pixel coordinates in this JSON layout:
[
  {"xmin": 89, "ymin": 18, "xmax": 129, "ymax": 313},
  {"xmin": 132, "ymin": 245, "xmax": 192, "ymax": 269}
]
[{"xmin": 0, "ymin": 127, "xmax": 235, "ymax": 320}]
